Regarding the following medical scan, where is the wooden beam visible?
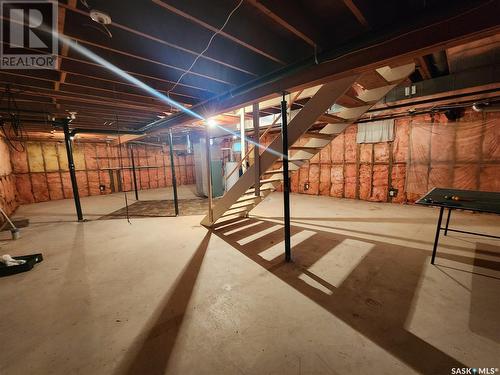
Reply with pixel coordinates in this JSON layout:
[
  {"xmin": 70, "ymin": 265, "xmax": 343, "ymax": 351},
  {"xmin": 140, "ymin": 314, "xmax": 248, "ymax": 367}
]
[
  {"xmin": 118, "ymin": 1, "xmax": 500, "ymax": 142},
  {"xmin": 0, "ymin": 87, "xmax": 170, "ymax": 113},
  {"xmin": 58, "ymin": 3, "xmax": 257, "ymax": 77},
  {"xmin": 342, "ymin": 0, "xmax": 369, "ymax": 29},
  {"xmin": 246, "ymin": 0, "xmax": 316, "ymax": 47},
  {"xmin": 0, "ymin": 71, "xmax": 201, "ymax": 104},
  {"xmin": 54, "ymin": 0, "xmax": 76, "ymax": 108},
  {"xmin": 0, "ymin": 40, "xmax": 216, "ymax": 95},
  {"xmin": 65, "ymin": 35, "xmax": 234, "ymax": 86},
  {"xmin": 0, "ymin": 80, "xmax": 175, "ymax": 111},
  {"xmin": 0, "ymin": 97, "xmax": 165, "ymax": 119},
  {"xmin": 152, "ymin": 0, "xmax": 285, "ymax": 65},
  {"xmin": 415, "ymin": 56, "xmax": 432, "ymax": 80}
]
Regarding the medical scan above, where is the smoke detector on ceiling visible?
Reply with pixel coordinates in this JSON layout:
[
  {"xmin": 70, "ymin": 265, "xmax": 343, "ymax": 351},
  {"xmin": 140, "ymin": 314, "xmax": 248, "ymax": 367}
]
[{"xmin": 89, "ymin": 9, "xmax": 112, "ymax": 25}]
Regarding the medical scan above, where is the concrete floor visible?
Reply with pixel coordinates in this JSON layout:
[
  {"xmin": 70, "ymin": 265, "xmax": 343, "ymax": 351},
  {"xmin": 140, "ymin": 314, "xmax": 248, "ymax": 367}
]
[
  {"xmin": 1, "ymin": 190, "xmax": 499, "ymax": 374},
  {"xmin": 8, "ymin": 185, "xmax": 202, "ymax": 224}
]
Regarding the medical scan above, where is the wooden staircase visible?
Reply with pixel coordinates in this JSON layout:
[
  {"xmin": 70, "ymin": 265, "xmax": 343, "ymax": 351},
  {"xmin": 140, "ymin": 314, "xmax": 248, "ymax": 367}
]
[{"xmin": 201, "ymin": 63, "xmax": 415, "ymax": 226}]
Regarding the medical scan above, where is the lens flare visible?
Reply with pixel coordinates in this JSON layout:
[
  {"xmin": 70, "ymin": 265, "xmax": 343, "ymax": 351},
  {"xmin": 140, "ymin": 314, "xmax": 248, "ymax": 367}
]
[
  {"xmin": 49, "ymin": 30, "xmax": 204, "ymax": 121},
  {"xmin": 32, "ymin": 17, "xmax": 285, "ymax": 160}
]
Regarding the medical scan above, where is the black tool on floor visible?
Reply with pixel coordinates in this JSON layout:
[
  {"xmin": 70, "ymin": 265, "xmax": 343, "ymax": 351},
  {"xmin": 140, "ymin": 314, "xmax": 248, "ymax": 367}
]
[{"xmin": 0, "ymin": 253, "xmax": 43, "ymax": 277}]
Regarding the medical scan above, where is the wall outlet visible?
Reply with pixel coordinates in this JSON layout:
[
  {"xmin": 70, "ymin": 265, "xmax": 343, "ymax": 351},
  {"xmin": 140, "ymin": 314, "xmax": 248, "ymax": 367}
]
[{"xmin": 389, "ymin": 188, "xmax": 398, "ymax": 197}]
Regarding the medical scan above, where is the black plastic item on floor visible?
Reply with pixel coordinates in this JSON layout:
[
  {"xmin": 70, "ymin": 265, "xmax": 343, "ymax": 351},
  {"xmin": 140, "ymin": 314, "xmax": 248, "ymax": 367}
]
[{"xmin": 0, "ymin": 253, "xmax": 43, "ymax": 277}]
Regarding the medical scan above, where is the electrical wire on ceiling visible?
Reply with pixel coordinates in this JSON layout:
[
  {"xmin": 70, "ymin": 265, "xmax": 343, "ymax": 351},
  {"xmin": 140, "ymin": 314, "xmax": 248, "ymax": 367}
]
[{"xmin": 166, "ymin": 0, "xmax": 245, "ymax": 97}]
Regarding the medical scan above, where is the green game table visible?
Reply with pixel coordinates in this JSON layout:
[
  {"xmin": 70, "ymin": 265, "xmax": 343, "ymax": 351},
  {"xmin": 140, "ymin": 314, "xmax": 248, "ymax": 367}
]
[{"xmin": 416, "ymin": 188, "xmax": 500, "ymax": 264}]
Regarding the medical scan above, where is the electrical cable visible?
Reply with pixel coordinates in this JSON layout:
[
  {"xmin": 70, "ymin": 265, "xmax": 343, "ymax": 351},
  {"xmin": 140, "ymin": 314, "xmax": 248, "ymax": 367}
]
[{"xmin": 167, "ymin": 0, "xmax": 244, "ymax": 97}]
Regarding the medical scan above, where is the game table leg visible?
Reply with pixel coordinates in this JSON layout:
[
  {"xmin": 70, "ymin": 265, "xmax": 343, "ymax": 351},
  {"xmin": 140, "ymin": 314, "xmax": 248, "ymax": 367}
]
[
  {"xmin": 431, "ymin": 206, "xmax": 444, "ymax": 264},
  {"xmin": 444, "ymin": 208, "xmax": 452, "ymax": 236}
]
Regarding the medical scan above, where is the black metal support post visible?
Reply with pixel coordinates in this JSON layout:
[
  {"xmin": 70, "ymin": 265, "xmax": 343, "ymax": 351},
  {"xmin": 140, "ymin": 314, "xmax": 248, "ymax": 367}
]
[
  {"xmin": 431, "ymin": 206, "xmax": 444, "ymax": 264},
  {"xmin": 281, "ymin": 93, "xmax": 291, "ymax": 262},
  {"xmin": 62, "ymin": 119, "xmax": 83, "ymax": 222},
  {"xmin": 129, "ymin": 145, "xmax": 139, "ymax": 201},
  {"xmin": 444, "ymin": 208, "xmax": 452, "ymax": 236},
  {"xmin": 168, "ymin": 130, "xmax": 179, "ymax": 216}
]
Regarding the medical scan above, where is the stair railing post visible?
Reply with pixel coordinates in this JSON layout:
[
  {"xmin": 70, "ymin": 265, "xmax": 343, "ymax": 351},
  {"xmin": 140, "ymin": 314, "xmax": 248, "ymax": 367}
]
[
  {"xmin": 240, "ymin": 108, "xmax": 246, "ymax": 173},
  {"xmin": 252, "ymin": 103, "xmax": 260, "ymax": 197},
  {"xmin": 281, "ymin": 93, "xmax": 292, "ymax": 262}
]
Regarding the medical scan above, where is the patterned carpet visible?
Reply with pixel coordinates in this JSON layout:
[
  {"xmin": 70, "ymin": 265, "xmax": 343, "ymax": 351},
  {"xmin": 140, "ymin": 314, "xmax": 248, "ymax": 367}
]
[{"xmin": 99, "ymin": 199, "xmax": 209, "ymax": 219}]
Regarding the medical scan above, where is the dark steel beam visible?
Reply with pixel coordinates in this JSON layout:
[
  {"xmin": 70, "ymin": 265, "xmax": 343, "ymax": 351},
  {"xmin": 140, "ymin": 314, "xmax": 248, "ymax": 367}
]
[
  {"xmin": 129, "ymin": 145, "xmax": 139, "ymax": 201},
  {"xmin": 61, "ymin": 119, "xmax": 84, "ymax": 221},
  {"xmin": 168, "ymin": 129, "xmax": 179, "ymax": 216},
  {"xmin": 281, "ymin": 93, "xmax": 291, "ymax": 262}
]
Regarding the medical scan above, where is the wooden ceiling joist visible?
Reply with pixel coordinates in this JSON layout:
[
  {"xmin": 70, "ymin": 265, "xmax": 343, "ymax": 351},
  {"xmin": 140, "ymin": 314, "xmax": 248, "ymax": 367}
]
[
  {"xmin": 0, "ymin": 97, "xmax": 164, "ymax": 120},
  {"xmin": 0, "ymin": 87, "xmax": 169, "ymax": 113},
  {"xmin": 58, "ymin": 3, "xmax": 258, "ymax": 77},
  {"xmin": 65, "ymin": 35, "xmax": 235, "ymax": 86},
  {"xmin": 0, "ymin": 71, "xmax": 201, "ymax": 103},
  {"xmin": 342, "ymin": 0, "xmax": 369, "ymax": 29},
  {"xmin": 151, "ymin": 0, "xmax": 285, "ymax": 65},
  {"xmin": 0, "ymin": 80, "xmax": 173, "ymax": 111},
  {"xmin": 416, "ymin": 56, "xmax": 432, "ymax": 80},
  {"xmin": 0, "ymin": 41, "xmax": 217, "ymax": 96},
  {"xmin": 246, "ymin": 0, "xmax": 316, "ymax": 47}
]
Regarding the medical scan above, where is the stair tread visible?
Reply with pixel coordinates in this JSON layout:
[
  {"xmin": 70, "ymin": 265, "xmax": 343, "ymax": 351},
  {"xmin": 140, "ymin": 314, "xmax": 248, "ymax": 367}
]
[
  {"xmin": 289, "ymin": 145, "xmax": 323, "ymax": 151},
  {"xmin": 276, "ymin": 158, "xmax": 309, "ymax": 163},
  {"xmin": 259, "ymin": 177, "xmax": 283, "ymax": 184},
  {"xmin": 244, "ymin": 186, "xmax": 273, "ymax": 195},
  {"xmin": 203, "ymin": 64, "xmax": 416, "ymax": 226},
  {"xmin": 221, "ymin": 207, "xmax": 249, "ymax": 218},
  {"xmin": 262, "ymin": 169, "xmax": 284, "ymax": 175},
  {"xmin": 302, "ymin": 132, "xmax": 336, "ymax": 140},
  {"xmin": 230, "ymin": 201, "xmax": 256, "ymax": 209},
  {"xmin": 236, "ymin": 195, "xmax": 260, "ymax": 203}
]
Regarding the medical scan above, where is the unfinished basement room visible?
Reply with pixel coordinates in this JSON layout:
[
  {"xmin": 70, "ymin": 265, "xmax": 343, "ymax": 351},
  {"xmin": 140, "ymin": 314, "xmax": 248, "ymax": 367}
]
[{"xmin": 0, "ymin": 1, "xmax": 499, "ymax": 374}]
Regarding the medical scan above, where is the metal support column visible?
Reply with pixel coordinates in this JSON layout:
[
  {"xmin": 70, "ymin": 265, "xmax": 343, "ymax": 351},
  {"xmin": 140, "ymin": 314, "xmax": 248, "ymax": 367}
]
[
  {"xmin": 431, "ymin": 206, "xmax": 444, "ymax": 264},
  {"xmin": 62, "ymin": 120, "xmax": 83, "ymax": 222},
  {"xmin": 168, "ymin": 130, "xmax": 179, "ymax": 216},
  {"xmin": 129, "ymin": 145, "xmax": 139, "ymax": 201},
  {"xmin": 252, "ymin": 103, "xmax": 260, "ymax": 196},
  {"xmin": 444, "ymin": 208, "xmax": 452, "ymax": 236},
  {"xmin": 205, "ymin": 129, "xmax": 214, "ymax": 224},
  {"xmin": 281, "ymin": 93, "xmax": 291, "ymax": 262}
]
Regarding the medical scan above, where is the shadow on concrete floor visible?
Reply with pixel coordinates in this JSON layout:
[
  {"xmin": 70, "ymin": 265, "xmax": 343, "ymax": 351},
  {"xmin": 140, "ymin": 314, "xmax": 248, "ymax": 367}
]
[
  {"xmin": 113, "ymin": 231, "xmax": 211, "ymax": 375},
  {"xmin": 253, "ymin": 215, "xmax": 498, "ymax": 254},
  {"xmin": 212, "ymin": 217, "xmax": 467, "ymax": 374}
]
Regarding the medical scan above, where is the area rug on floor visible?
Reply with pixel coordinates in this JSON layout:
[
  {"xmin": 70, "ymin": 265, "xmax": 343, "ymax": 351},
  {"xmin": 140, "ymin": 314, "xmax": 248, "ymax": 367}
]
[{"xmin": 98, "ymin": 199, "xmax": 209, "ymax": 219}]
